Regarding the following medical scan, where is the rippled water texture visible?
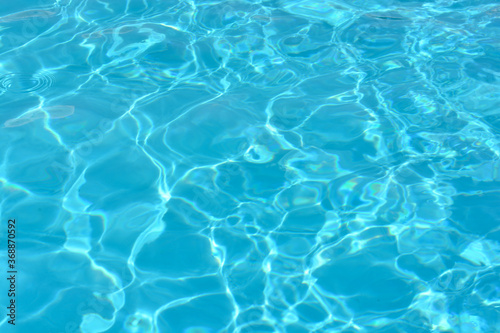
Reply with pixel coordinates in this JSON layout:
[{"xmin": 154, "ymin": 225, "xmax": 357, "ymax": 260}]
[{"xmin": 0, "ymin": 0, "xmax": 499, "ymax": 332}]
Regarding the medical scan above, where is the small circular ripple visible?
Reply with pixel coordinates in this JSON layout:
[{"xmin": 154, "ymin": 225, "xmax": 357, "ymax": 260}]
[{"xmin": 0, "ymin": 72, "xmax": 53, "ymax": 93}]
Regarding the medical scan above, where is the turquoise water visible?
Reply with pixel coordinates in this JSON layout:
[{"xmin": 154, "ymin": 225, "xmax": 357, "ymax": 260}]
[{"xmin": 0, "ymin": 0, "xmax": 499, "ymax": 332}]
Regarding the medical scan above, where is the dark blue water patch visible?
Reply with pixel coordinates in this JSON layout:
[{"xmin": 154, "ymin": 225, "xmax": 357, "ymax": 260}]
[
  {"xmin": 449, "ymin": 0, "xmax": 500, "ymax": 8},
  {"xmin": 241, "ymin": 160, "xmax": 287, "ymax": 197},
  {"xmin": 5, "ymin": 148, "xmax": 69, "ymax": 196},
  {"xmin": 398, "ymin": 253, "xmax": 446, "ymax": 281},
  {"xmin": 164, "ymin": 104, "xmax": 255, "ymax": 164},
  {"xmin": 451, "ymin": 192, "xmax": 500, "ymax": 235},
  {"xmin": 474, "ymin": 269, "xmax": 500, "ymax": 306},
  {"xmin": 298, "ymin": 72, "xmax": 358, "ymax": 98},
  {"xmin": 227, "ymin": 264, "xmax": 267, "ymax": 307},
  {"xmin": 157, "ymin": 294, "xmax": 233, "ymax": 332},
  {"xmin": 135, "ymin": 232, "xmax": 219, "ymax": 277},
  {"xmin": 464, "ymin": 57, "xmax": 499, "ymax": 84},
  {"xmin": 162, "ymin": 203, "xmax": 205, "ymax": 233},
  {"xmin": 295, "ymin": 299, "xmax": 329, "ymax": 324},
  {"xmin": 215, "ymin": 162, "xmax": 246, "ymax": 197},
  {"xmin": 79, "ymin": 149, "xmax": 160, "ymax": 211},
  {"xmin": 213, "ymin": 227, "xmax": 254, "ymax": 263},
  {"xmin": 284, "ymin": 324, "xmax": 311, "ymax": 333},
  {"xmin": 173, "ymin": 175, "xmax": 240, "ymax": 218},
  {"xmin": 314, "ymin": 256, "xmax": 416, "ymax": 314}
]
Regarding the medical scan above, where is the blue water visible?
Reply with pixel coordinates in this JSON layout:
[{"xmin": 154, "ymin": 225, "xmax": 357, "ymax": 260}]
[{"xmin": 0, "ymin": 0, "xmax": 499, "ymax": 332}]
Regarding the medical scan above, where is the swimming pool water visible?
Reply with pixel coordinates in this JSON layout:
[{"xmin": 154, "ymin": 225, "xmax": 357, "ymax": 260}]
[{"xmin": 0, "ymin": 0, "xmax": 499, "ymax": 332}]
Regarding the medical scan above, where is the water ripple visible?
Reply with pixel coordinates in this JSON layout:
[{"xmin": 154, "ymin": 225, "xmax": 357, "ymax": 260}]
[{"xmin": 0, "ymin": 72, "xmax": 53, "ymax": 93}]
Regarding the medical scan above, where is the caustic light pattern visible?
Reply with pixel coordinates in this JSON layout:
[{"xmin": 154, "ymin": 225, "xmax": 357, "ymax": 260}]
[{"xmin": 0, "ymin": 0, "xmax": 499, "ymax": 332}]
